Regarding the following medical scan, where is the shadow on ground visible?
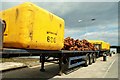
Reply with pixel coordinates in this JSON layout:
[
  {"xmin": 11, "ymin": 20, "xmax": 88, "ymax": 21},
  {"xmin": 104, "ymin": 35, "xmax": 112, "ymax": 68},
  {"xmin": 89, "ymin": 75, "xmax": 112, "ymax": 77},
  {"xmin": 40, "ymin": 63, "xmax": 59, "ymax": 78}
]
[{"xmin": 2, "ymin": 63, "xmax": 60, "ymax": 79}]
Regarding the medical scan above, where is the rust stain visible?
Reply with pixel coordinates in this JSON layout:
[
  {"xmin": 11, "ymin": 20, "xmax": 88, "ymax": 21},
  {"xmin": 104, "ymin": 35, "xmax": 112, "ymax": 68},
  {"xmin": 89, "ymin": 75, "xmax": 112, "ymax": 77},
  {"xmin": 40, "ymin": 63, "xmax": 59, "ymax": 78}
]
[
  {"xmin": 4, "ymin": 34, "xmax": 7, "ymax": 36},
  {"xmin": 28, "ymin": 9, "xmax": 33, "ymax": 12},
  {"xmin": 3, "ymin": 13, "xmax": 5, "ymax": 15},
  {"xmin": 16, "ymin": 8, "xmax": 19, "ymax": 22},
  {"xmin": 27, "ymin": 45, "xmax": 30, "ymax": 48},
  {"xmin": 29, "ymin": 32, "xmax": 33, "ymax": 40},
  {"xmin": 29, "ymin": 23, "xmax": 33, "ymax": 41},
  {"xmin": 28, "ymin": 9, "xmax": 34, "ymax": 41},
  {"xmin": 49, "ymin": 13, "xmax": 53, "ymax": 21},
  {"xmin": 59, "ymin": 24, "xmax": 62, "ymax": 28}
]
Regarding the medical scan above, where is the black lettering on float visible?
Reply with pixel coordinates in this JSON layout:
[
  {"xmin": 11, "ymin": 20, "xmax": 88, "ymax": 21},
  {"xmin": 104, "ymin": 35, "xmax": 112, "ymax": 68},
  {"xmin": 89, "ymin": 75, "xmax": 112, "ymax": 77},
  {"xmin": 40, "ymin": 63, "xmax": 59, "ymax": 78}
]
[{"xmin": 47, "ymin": 36, "xmax": 50, "ymax": 42}]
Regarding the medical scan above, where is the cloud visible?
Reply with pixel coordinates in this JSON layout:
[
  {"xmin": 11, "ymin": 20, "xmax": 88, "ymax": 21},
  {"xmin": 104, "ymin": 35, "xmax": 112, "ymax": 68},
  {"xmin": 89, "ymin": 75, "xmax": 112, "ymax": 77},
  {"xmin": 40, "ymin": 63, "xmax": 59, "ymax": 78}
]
[
  {"xmin": 80, "ymin": 30, "xmax": 118, "ymax": 46},
  {"xmin": 64, "ymin": 28, "xmax": 85, "ymax": 39},
  {"xmin": 33, "ymin": 2, "xmax": 74, "ymax": 16},
  {"xmin": 65, "ymin": 28, "xmax": 81, "ymax": 34},
  {"xmin": 62, "ymin": 2, "xmax": 118, "ymax": 29}
]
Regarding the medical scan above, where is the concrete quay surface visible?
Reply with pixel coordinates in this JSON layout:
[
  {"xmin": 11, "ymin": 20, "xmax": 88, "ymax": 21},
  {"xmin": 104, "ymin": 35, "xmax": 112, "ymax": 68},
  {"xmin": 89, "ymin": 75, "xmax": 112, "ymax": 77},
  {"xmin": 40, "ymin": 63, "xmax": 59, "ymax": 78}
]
[
  {"xmin": 1, "ymin": 53, "xmax": 118, "ymax": 79},
  {"xmin": 53, "ymin": 53, "xmax": 118, "ymax": 78},
  {"xmin": 0, "ymin": 62, "xmax": 27, "ymax": 72}
]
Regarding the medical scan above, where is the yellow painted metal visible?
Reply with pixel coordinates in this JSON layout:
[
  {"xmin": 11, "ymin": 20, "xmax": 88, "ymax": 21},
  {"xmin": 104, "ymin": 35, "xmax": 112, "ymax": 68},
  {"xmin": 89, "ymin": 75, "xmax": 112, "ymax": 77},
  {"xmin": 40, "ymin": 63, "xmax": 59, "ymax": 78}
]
[
  {"xmin": 88, "ymin": 40, "xmax": 103, "ymax": 44},
  {"xmin": 0, "ymin": 2, "xmax": 64, "ymax": 50},
  {"xmin": 106, "ymin": 43, "xmax": 110, "ymax": 50},
  {"xmin": 88, "ymin": 40, "xmax": 110, "ymax": 50}
]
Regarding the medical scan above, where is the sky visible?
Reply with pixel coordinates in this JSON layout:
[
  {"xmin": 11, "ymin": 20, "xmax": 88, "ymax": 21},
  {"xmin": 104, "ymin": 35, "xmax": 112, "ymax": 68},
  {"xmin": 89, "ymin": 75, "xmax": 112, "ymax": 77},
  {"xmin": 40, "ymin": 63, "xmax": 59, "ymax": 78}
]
[{"xmin": 0, "ymin": 1, "xmax": 119, "ymax": 46}]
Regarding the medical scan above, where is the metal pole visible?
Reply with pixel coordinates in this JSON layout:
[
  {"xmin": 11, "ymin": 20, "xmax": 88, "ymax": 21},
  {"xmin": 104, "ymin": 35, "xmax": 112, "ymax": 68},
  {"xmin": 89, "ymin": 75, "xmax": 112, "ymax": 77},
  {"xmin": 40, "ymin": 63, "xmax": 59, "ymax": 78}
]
[
  {"xmin": 40, "ymin": 54, "xmax": 45, "ymax": 72},
  {"xmin": 58, "ymin": 53, "xmax": 63, "ymax": 76}
]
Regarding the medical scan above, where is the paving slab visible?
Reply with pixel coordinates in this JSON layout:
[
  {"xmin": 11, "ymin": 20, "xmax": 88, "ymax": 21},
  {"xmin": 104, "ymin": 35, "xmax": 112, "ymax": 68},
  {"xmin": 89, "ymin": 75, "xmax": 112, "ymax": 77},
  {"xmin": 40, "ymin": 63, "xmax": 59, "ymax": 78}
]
[
  {"xmin": 53, "ymin": 54, "xmax": 118, "ymax": 78},
  {"xmin": 0, "ymin": 62, "xmax": 27, "ymax": 71}
]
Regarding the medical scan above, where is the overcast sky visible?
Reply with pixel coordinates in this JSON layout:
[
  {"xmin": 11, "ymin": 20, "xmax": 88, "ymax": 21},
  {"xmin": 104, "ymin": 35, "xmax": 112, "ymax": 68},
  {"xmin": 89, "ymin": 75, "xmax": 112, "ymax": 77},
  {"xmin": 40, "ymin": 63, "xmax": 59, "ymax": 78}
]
[{"xmin": 0, "ymin": 1, "xmax": 119, "ymax": 46}]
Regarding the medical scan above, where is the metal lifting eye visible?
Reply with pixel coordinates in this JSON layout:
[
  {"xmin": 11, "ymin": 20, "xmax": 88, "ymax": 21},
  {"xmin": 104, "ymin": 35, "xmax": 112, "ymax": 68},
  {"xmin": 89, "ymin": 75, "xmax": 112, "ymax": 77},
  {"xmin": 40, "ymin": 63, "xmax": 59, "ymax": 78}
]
[{"xmin": 0, "ymin": 19, "xmax": 6, "ymax": 33}]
